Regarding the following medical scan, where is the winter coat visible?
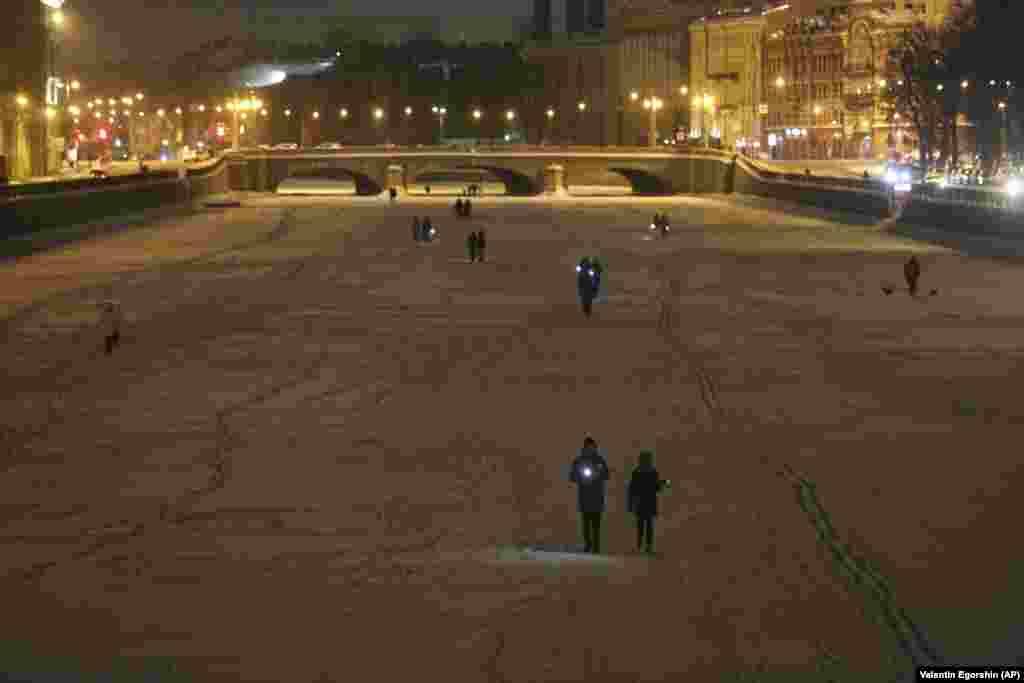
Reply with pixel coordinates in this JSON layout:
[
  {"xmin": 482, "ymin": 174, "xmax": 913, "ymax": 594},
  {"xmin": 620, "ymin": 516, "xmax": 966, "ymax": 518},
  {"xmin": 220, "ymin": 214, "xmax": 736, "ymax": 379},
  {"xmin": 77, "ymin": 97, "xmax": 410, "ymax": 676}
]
[
  {"xmin": 627, "ymin": 465, "xmax": 666, "ymax": 518},
  {"xmin": 569, "ymin": 447, "xmax": 610, "ymax": 513}
]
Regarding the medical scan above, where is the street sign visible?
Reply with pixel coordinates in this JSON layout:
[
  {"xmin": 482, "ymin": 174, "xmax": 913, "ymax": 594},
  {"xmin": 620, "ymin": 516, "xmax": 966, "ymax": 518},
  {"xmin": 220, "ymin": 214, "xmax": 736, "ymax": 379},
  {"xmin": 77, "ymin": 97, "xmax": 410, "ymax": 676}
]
[{"xmin": 758, "ymin": 103, "xmax": 768, "ymax": 115}]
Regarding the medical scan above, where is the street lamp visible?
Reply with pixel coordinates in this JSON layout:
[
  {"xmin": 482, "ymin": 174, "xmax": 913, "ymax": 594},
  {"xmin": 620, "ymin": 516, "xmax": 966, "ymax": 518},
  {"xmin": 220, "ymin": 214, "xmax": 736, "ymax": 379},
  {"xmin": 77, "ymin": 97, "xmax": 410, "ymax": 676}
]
[
  {"xmin": 432, "ymin": 105, "xmax": 447, "ymax": 143},
  {"xmin": 642, "ymin": 96, "xmax": 663, "ymax": 148},
  {"xmin": 339, "ymin": 108, "xmax": 348, "ymax": 119}
]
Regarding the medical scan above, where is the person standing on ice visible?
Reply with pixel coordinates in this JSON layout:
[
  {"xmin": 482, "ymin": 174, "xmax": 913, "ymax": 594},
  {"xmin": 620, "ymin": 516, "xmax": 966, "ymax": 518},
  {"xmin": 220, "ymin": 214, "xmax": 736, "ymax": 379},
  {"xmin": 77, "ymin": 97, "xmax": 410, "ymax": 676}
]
[
  {"xmin": 904, "ymin": 255, "xmax": 921, "ymax": 297},
  {"xmin": 627, "ymin": 450, "xmax": 670, "ymax": 554},
  {"xmin": 569, "ymin": 436, "xmax": 610, "ymax": 553}
]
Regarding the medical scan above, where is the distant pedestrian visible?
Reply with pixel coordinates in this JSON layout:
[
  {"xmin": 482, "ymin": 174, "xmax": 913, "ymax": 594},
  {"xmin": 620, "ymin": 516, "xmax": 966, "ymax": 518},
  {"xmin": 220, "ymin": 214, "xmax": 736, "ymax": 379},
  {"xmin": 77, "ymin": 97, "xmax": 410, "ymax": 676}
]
[
  {"xmin": 569, "ymin": 436, "xmax": 610, "ymax": 554},
  {"xmin": 455, "ymin": 198, "xmax": 464, "ymax": 217},
  {"xmin": 99, "ymin": 300, "xmax": 123, "ymax": 356},
  {"xmin": 577, "ymin": 257, "xmax": 596, "ymax": 318},
  {"xmin": 465, "ymin": 199, "xmax": 472, "ymax": 218},
  {"xmin": 627, "ymin": 450, "xmax": 669, "ymax": 554},
  {"xmin": 412, "ymin": 216, "xmax": 422, "ymax": 242},
  {"xmin": 390, "ymin": 187, "xmax": 398, "ymax": 202},
  {"xmin": 904, "ymin": 255, "xmax": 921, "ymax": 296},
  {"xmin": 423, "ymin": 217, "xmax": 434, "ymax": 242},
  {"xmin": 425, "ymin": 185, "xmax": 431, "ymax": 195},
  {"xmin": 467, "ymin": 231, "xmax": 478, "ymax": 262},
  {"xmin": 476, "ymin": 228, "xmax": 486, "ymax": 262}
]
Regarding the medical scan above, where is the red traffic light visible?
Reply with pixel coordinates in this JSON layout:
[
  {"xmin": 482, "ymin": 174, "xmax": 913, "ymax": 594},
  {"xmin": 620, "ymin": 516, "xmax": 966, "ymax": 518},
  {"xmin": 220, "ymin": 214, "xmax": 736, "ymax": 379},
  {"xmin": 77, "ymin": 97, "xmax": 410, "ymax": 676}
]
[{"xmin": 98, "ymin": 128, "xmax": 108, "ymax": 140}]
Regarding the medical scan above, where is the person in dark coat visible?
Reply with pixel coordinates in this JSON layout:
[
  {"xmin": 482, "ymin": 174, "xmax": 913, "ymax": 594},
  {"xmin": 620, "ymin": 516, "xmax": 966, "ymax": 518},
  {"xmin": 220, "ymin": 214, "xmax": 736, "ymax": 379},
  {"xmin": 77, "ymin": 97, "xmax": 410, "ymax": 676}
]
[
  {"xmin": 627, "ymin": 451, "xmax": 669, "ymax": 554},
  {"xmin": 465, "ymin": 199, "xmax": 472, "ymax": 218},
  {"xmin": 412, "ymin": 216, "xmax": 421, "ymax": 242},
  {"xmin": 455, "ymin": 198, "xmax": 464, "ymax": 217},
  {"xmin": 467, "ymin": 231, "xmax": 478, "ymax": 262},
  {"xmin": 423, "ymin": 217, "xmax": 433, "ymax": 242},
  {"xmin": 577, "ymin": 257, "xmax": 596, "ymax": 318},
  {"xmin": 569, "ymin": 436, "xmax": 611, "ymax": 553},
  {"xmin": 904, "ymin": 255, "xmax": 921, "ymax": 296},
  {"xmin": 477, "ymin": 228, "xmax": 486, "ymax": 262}
]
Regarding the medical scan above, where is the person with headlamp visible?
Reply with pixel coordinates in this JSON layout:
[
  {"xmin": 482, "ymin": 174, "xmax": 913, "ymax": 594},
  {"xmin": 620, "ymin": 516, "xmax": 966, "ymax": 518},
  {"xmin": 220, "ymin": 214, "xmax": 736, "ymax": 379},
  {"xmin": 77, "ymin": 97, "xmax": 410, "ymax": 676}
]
[
  {"xmin": 568, "ymin": 436, "xmax": 611, "ymax": 553},
  {"xmin": 576, "ymin": 257, "xmax": 597, "ymax": 317}
]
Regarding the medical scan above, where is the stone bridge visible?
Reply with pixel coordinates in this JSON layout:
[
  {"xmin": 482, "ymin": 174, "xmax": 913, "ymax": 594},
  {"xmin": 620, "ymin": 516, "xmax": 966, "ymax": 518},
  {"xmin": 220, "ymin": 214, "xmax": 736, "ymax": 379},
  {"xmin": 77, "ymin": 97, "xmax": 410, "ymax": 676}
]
[{"xmin": 226, "ymin": 146, "xmax": 737, "ymax": 196}]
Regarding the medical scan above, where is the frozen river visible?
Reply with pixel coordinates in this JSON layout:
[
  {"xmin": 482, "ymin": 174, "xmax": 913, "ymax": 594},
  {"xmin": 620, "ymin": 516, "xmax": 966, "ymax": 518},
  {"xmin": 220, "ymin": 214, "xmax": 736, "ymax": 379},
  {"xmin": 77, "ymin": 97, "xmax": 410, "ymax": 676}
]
[{"xmin": 2, "ymin": 194, "xmax": 1024, "ymax": 680}]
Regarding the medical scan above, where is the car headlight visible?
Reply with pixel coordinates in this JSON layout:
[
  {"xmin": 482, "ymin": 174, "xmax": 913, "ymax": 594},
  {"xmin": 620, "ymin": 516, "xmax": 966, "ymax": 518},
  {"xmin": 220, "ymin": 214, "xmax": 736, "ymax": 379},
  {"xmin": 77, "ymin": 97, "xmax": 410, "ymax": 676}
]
[
  {"xmin": 576, "ymin": 265, "xmax": 582, "ymax": 273},
  {"xmin": 588, "ymin": 269, "xmax": 595, "ymax": 277},
  {"xmin": 582, "ymin": 467, "xmax": 592, "ymax": 478},
  {"xmin": 650, "ymin": 223, "xmax": 656, "ymax": 230}
]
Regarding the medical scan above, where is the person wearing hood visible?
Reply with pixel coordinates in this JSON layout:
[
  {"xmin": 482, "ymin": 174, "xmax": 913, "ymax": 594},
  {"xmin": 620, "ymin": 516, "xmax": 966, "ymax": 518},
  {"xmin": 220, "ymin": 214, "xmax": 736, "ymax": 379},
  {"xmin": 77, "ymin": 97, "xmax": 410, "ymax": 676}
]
[
  {"xmin": 627, "ymin": 450, "xmax": 669, "ymax": 554},
  {"xmin": 569, "ymin": 436, "xmax": 611, "ymax": 553}
]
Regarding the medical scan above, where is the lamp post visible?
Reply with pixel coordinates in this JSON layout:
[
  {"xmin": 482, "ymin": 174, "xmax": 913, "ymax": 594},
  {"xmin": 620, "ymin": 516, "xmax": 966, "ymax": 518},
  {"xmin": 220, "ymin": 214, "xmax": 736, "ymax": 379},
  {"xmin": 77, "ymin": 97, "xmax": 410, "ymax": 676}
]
[
  {"xmin": 432, "ymin": 105, "xmax": 447, "ymax": 144},
  {"xmin": 545, "ymin": 107, "xmax": 555, "ymax": 145},
  {"xmin": 472, "ymin": 108, "xmax": 482, "ymax": 145},
  {"xmin": 505, "ymin": 109, "xmax": 517, "ymax": 144},
  {"xmin": 642, "ymin": 96, "xmax": 662, "ymax": 148},
  {"xmin": 373, "ymin": 106, "xmax": 385, "ymax": 144},
  {"xmin": 576, "ymin": 101, "xmax": 587, "ymax": 145}
]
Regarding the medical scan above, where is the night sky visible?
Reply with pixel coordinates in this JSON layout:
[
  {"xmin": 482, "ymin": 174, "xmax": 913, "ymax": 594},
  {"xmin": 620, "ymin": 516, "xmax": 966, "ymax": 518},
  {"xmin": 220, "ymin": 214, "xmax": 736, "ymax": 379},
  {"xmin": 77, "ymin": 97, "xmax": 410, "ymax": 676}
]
[{"xmin": 61, "ymin": 0, "xmax": 532, "ymax": 68}]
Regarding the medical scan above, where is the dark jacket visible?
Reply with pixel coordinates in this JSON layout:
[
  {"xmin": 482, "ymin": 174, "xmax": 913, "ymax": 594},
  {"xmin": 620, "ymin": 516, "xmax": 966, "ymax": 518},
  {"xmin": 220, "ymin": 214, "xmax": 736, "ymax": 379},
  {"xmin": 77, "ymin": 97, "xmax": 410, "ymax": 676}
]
[
  {"xmin": 628, "ymin": 466, "xmax": 666, "ymax": 518},
  {"xmin": 569, "ymin": 447, "xmax": 610, "ymax": 513},
  {"xmin": 477, "ymin": 231, "xmax": 486, "ymax": 250}
]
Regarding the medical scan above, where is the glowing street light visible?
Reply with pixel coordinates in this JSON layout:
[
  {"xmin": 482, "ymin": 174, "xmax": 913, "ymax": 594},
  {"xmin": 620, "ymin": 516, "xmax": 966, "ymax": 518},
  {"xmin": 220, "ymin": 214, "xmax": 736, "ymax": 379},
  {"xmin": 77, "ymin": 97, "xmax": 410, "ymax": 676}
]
[
  {"xmin": 775, "ymin": 76, "xmax": 785, "ymax": 88},
  {"xmin": 135, "ymin": 93, "xmax": 144, "ymax": 101},
  {"xmin": 577, "ymin": 101, "xmax": 587, "ymax": 112},
  {"xmin": 157, "ymin": 108, "xmax": 165, "ymax": 117},
  {"xmin": 813, "ymin": 104, "xmax": 822, "ymax": 115},
  {"xmin": 198, "ymin": 104, "xmax": 206, "ymax": 112},
  {"xmin": 679, "ymin": 85, "xmax": 688, "ymax": 96},
  {"xmin": 312, "ymin": 111, "xmax": 320, "ymax": 119},
  {"xmin": 373, "ymin": 107, "xmax": 384, "ymax": 120},
  {"xmin": 506, "ymin": 109, "xmax": 516, "ymax": 121},
  {"xmin": 546, "ymin": 108, "xmax": 555, "ymax": 119},
  {"xmin": 962, "ymin": 80, "xmax": 969, "ymax": 89},
  {"xmin": 642, "ymin": 96, "xmax": 663, "ymax": 148},
  {"xmin": 45, "ymin": 107, "xmax": 55, "ymax": 119},
  {"xmin": 284, "ymin": 108, "xmax": 291, "ymax": 117},
  {"xmin": 404, "ymin": 106, "xmax": 413, "ymax": 116},
  {"xmin": 339, "ymin": 108, "xmax": 348, "ymax": 118},
  {"xmin": 472, "ymin": 108, "xmax": 482, "ymax": 120},
  {"xmin": 15, "ymin": 94, "xmax": 28, "ymax": 109},
  {"xmin": 630, "ymin": 91, "xmax": 639, "ymax": 101},
  {"xmin": 175, "ymin": 107, "xmax": 182, "ymax": 115},
  {"xmin": 51, "ymin": 10, "xmax": 64, "ymax": 27},
  {"xmin": 70, "ymin": 80, "xmax": 80, "ymax": 90}
]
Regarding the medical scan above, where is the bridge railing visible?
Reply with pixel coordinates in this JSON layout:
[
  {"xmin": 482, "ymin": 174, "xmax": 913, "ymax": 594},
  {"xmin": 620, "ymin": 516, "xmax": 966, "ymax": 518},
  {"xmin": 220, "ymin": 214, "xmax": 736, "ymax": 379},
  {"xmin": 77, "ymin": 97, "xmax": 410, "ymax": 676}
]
[{"xmin": 234, "ymin": 144, "xmax": 735, "ymax": 157}]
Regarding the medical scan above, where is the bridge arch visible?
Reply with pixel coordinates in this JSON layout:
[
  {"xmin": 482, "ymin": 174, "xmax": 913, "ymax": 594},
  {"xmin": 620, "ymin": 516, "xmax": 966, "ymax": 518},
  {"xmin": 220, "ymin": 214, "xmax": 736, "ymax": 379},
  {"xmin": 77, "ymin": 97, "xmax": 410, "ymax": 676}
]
[
  {"xmin": 606, "ymin": 167, "xmax": 674, "ymax": 196},
  {"xmin": 281, "ymin": 166, "xmax": 383, "ymax": 195},
  {"xmin": 406, "ymin": 161, "xmax": 541, "ymax": 196}
]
